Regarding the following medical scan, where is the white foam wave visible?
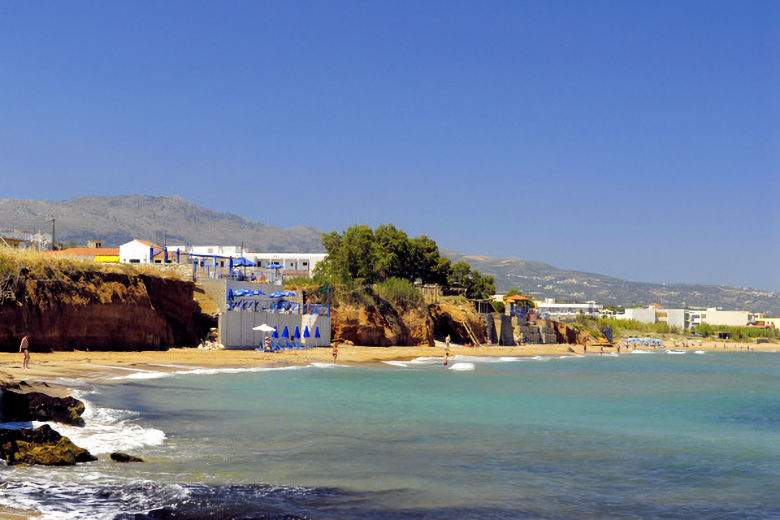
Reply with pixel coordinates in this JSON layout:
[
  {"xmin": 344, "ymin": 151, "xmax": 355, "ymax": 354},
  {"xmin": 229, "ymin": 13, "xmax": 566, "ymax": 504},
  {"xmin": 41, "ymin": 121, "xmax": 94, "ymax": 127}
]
[
  {"xmin": 382, "ymin": 360, "xmax": 411, "ymax": 367},
  {"xmin": 448, "ymin": 362, "xmax": 475, "ymax": 371},
  {"xmin": 630, "ymin": 349, "xmax": 654, "ymax": 354},
  {"xmin": 694, "ymin": 350, "xmax": 706, "ymax": 354},
  {"xmin": 45, "ymin": 398, "xmax": 165, "ymax": 455},
  {"xmin": 110, "ymin": 365, "xmax": 304, "ymax": 380},
  {"xmin": 666, "ymin": 350, "xmax": 687, "ymax": 355},
  {"xmin": 409, "ymin": 356, "xmax": 445, "ymax": 364}
]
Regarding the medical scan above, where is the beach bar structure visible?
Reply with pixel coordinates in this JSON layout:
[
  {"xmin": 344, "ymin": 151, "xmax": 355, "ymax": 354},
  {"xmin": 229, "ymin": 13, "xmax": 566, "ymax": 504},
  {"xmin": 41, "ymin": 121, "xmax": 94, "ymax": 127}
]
[{"xmin": 205, "ymin": 279, "xmax": 331, "ymax": 349}]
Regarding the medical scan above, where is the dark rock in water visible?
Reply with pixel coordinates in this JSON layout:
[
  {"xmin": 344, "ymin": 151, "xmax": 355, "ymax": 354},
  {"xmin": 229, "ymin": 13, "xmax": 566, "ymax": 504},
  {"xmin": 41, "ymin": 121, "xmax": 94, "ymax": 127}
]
[
  {"xmin": 110, "ymin": 451, "xmax": 144, "ymax": 463},
  {"xmin": 0, "ymin": 424, "xmax": 97, "ymax": 465},
  {"xmin": 1, "ymin": 390, "xmax": 86, "ymax": 426}
]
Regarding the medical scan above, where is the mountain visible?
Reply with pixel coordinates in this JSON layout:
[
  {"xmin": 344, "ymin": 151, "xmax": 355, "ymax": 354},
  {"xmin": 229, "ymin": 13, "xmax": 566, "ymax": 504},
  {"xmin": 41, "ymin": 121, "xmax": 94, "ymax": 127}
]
[
  {"xmin": 443, "ymin": 251, "xmax": 780, "ymax": 315},
  {"xmin": 0, "ymin": 195, "xmax": 324, "ymax": 252},
  {"xmin": 2, "ymin": 195, "xmax": 777, "ymax": 314}
]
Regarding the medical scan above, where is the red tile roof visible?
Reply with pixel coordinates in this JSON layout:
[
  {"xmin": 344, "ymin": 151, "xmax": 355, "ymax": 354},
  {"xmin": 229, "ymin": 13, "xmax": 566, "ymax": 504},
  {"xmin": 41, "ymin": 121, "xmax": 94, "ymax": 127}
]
[{"xmin": 135, "ymin": 239, "xmax": 163, "ymax": 248}]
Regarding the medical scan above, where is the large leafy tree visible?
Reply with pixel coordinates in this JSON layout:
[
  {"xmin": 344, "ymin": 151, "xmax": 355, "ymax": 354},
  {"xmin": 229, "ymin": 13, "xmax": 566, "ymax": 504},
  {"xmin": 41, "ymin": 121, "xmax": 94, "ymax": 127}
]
[{"xmin": 315, "ymin": 224, "xmax": 495, "ymax": 298}]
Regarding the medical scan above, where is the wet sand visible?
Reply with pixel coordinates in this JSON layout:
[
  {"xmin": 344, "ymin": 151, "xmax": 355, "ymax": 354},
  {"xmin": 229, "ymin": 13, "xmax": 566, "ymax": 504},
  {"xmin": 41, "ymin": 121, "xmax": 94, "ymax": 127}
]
[{"xmin": 1, "ymin": 340, "xmax": 777, "ymax": 388}]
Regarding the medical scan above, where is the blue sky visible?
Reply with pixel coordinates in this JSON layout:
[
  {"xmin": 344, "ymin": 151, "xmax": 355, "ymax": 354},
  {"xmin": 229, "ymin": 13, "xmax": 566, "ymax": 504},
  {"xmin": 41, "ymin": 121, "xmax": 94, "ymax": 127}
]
[{"xmin": 1, "ymin": 1, "xmax": 778, "ymax": 290}]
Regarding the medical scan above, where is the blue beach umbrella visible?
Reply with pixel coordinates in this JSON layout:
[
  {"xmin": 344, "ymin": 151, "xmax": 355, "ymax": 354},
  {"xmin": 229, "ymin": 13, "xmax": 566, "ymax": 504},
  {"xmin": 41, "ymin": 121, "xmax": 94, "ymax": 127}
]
[
  {"xmin": 315, "ymin": 326, "xmax": 320, "ymax": 338},
  {"xmin": 282, "ymin": 326, "xmax": 289, "ymax": 338},
  {"xmin": 266, "ymin": 264, "xmax": 284, "ymax": 269},
  {"xmin": 227, "ymin": 288, "xmax": 234, "ymax": 300},
  {"xmin": 283, "ymin": 291, "xmax": 296, "ymax": 297},
  {"xmin": 303, "ymin": 326, "xmax": 310, "ymax": 338},
  {"xmin": 272, "ymin": 326, "xmax": 279, "ymax": 339},
  {"xmin": 294, "ymin": 326, "xmax": 300, "ymax": 338}
]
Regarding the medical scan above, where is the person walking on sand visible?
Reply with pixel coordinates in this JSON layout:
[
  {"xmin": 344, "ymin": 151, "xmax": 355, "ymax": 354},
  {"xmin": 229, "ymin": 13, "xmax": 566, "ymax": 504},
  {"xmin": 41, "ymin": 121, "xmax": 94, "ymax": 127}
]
[
  {"xmin": 445, "ymin": 334, "xmax": 451, "ymax": 348},
  {"xmin": 332, "ymin": 344, "xmax": 338, "ymax": 363},
  {"xmin": 19, "ymin": 334, "xmax": 30, "ymax": 369}
]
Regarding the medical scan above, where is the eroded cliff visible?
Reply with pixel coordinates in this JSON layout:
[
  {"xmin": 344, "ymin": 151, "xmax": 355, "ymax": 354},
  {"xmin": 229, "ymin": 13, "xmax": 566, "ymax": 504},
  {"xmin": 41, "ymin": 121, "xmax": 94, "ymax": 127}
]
[{"xmin": 0, "ymin": 265, "xmax": 214, "ymax": 351}]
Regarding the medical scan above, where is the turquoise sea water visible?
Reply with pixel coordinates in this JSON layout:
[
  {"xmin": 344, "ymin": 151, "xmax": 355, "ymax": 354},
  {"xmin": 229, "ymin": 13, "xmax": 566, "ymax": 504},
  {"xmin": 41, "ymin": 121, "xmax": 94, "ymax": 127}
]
[{"xmin": 2, "ymin": 351, "xmax": 779, "ymax": 519}]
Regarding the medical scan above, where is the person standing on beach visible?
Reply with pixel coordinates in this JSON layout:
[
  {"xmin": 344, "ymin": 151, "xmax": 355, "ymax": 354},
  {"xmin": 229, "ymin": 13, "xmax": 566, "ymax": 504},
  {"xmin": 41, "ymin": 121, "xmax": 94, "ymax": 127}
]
[
  {"xmin": 332, "ymin": 344, "xmax": 338, "ymax": 363},
  {"xmin": 445, "ymin": 334, "xmax": 450, "ymax": 348},
  {"xmin": 19, "ymin": 334, "xmax": 30, "ymax": 369},
  {"xmin": 444, "ymin": 352, "xmax": 449, "ymax": 366}
]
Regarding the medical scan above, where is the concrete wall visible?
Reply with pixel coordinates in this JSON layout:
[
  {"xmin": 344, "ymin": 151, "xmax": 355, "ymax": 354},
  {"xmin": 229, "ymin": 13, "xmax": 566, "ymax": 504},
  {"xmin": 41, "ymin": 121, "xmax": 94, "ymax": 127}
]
[
  {"xmin": 704, "ymin": 309, "xmax": 752, "ymax": 327},
  {"xmin": 621, "ymin": 307, "xmax": 657, "ymax": 323},
  {"xmin": 664, "ymin": 309, "xmax": 685, "ymax": 329},
  {"xmin": 219, "ymin": 311, "xmax": 331, "ymax": 349}
]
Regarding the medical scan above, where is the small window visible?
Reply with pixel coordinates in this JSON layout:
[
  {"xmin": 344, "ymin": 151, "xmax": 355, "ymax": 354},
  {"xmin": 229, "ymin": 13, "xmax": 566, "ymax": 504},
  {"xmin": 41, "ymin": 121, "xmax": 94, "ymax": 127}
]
[
  {"xmin": 130, "ymin": 259, "xmax": 140, "ymax": 264},
  {"xmin": 302, "ymin": 261, "xmax": 308, "ymax": 266}
]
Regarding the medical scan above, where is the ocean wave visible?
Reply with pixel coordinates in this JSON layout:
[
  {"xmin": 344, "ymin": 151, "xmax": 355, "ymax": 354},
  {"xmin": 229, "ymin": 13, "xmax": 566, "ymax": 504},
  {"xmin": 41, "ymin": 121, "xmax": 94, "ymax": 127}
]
[
  {"xmin": 43, "ymin": 398, "xmax": 166, "ymax": 455},
  {"xmin": 448, "ymin": 362, "xmax": 475, "ymax": 371},
  {"xmin": 110, "ymin": 365, "xmax": 304, "ymax": 380},
  {"xmin": 630, "ymin": 349, "xmax": 654, "ymax": 354},
  {"xmin": 382, "ymin": 360, "xmax": 411, "ymax": 368}
]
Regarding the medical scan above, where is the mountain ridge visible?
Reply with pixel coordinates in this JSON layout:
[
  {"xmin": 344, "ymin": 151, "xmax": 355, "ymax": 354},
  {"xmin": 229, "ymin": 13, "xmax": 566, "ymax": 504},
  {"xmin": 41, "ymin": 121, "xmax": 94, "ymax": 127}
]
[{"xmin": 2, "ymin": 195, "xmax": 778, "ymax": 314}]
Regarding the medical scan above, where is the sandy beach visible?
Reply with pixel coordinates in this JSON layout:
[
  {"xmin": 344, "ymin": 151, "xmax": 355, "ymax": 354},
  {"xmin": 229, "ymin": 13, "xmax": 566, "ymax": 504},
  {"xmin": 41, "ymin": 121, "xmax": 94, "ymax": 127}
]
[{"xmin": 1, "ymin": 340, "xmax": 777, "ymax": 388}]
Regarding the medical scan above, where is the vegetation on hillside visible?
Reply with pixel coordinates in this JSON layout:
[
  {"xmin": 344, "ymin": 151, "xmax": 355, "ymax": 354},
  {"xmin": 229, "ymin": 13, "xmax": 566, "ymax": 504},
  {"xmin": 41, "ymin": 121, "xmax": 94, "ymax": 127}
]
[
  {"xmin": 314, "ymin": 224, "xmax": 495, "ymax": 299},
  {"xmin": 0, "ymin": 248, "xmax": 183, "ymax": 281}
]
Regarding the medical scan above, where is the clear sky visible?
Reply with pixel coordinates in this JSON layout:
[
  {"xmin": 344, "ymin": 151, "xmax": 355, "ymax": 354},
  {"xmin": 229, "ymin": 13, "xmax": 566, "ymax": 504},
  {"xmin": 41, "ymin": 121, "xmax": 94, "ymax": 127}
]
[{"xmin": 1, "ymin": 1, "xmax": 778, "ymax": 290}]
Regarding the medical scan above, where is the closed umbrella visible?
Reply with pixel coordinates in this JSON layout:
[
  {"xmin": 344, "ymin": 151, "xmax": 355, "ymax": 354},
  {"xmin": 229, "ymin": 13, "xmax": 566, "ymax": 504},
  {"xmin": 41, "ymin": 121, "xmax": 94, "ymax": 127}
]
[
  {"xmin": 315, "ymin": 326, "xmax": 320, "ymax": 338},
  {"xmin": 294, "ymin": 326, "xmax": 300, "ymax": 338},
  {"xmin": 272, "ymin": 326, "xmax": 279, "ymax": 338},
  {"xmin": 282, "ymin": 326, "xmax": 289, "ymax": 338},
  {"xmin": 303, "ymin": 326, "xmax": 310, "ymax": 338}
]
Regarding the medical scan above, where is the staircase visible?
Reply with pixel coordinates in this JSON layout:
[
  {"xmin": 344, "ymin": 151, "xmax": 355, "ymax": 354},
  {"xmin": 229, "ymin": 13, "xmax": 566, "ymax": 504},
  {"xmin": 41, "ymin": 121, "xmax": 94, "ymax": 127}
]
[{"xmin": 462, "ymin": 320, "xmax": 481, "ymax": 347}]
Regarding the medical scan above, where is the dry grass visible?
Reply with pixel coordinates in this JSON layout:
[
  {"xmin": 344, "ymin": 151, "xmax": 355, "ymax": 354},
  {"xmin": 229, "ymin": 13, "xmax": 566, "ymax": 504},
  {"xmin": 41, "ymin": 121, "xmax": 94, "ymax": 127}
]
[{"xmin": 0, "ymin": 247, "xmax": 183, "ymax": 281}]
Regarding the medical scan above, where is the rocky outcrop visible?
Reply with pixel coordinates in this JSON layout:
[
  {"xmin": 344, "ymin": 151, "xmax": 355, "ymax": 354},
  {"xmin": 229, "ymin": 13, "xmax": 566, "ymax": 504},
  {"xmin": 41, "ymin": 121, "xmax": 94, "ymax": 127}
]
[
  {"xmin": 332, "ymin": 296, "xmax": 433, "ymax": 346},
  {"xmin": 541, "ymin": 319, "xmax": 609, "ymax": 346},
  {"xmin": 429, "ymin": 301, "xmax": 487, "ymax": 345},
  {"xmin": 331, "ymin": 297, "xmax": 488, "ymax": 347},
  {"xmin": 0, "ymin": 268, "xmax": 215, "ymax": 351},
  {"xmin": 110, "ymin": 451, "xmax": 144, "ymax": 463},
  {"xmin": 1, "ymin": 389, "xmax": 86, "ymax": 426},
  {"xmin": 0, "ymin": 424, "xmax": 97, "ymax": 465}
]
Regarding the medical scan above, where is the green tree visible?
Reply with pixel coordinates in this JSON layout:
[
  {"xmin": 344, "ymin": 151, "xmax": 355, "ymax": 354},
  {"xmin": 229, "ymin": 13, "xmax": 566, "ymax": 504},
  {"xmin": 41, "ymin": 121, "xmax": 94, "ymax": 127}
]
[{"xmin": 314, "ymin": 224, "xmax": 494, "ymax": 298}]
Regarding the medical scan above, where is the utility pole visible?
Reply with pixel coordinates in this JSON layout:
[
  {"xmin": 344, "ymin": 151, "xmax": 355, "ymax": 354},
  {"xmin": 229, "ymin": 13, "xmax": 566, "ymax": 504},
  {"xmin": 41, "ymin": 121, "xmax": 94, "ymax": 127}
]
[{"xmin": 47, "ymin": 218, "xmax": 55, "ymax": 250}]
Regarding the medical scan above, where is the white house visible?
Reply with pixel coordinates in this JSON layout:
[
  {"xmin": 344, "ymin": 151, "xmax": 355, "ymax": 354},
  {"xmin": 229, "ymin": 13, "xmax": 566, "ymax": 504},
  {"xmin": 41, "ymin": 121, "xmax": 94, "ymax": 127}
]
[
  {"xmin": 247, "ymin": 253, "xmax": 326, "ymax": 276},
  {"xmin": 119, "ymin": 239, "xmax": 164, "ymax": 264},
  {"xmin": 536, "ymin": 298, "xmax": 603, "ymax": 319}
]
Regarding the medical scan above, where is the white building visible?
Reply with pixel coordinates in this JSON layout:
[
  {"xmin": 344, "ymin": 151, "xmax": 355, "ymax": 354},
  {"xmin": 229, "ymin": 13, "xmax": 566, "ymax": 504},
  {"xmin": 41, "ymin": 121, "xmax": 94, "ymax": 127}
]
[
  {"xmin": 536, "ymin": 298, "xmax": 602, "ymax": 319},
  {"xmin": 617, "ymin": 305, "xmax": 759, "ymax": 329},
  {"xmin": 247, "ymin": 253, "xmax": 326, "ymax": 276},
  {"xmin": 165, "ymin": 246, "xmax": 326, "ymax": 277},
  {"xmin": 119, "ymin": 239, "xmax": 164, "ymax": 264}
]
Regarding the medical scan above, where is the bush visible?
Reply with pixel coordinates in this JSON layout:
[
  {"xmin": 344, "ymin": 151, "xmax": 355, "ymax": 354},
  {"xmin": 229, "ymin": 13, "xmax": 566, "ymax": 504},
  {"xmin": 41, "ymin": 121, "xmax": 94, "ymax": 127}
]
[{"xmin": 373, "ymin": 277, "xmax": 424, "ymax": 307}]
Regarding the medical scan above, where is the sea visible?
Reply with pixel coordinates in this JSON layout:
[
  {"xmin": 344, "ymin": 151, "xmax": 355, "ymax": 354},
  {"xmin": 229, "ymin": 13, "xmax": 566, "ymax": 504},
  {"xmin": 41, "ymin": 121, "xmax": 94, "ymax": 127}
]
[{"xmin": 1, "ymin": 350, "xmax": 778, "ymax": 519}]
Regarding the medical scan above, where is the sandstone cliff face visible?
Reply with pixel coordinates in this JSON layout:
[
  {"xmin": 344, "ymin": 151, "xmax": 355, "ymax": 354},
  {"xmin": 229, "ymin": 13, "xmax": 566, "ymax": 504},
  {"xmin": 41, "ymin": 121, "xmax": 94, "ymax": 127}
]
[
  {"xmin": 331, "ymin": 297, "xmax": 487, "ymax": 347},
  {"xmin": 0, "ymin": 269, "xmax": 213, "ymax": 351},
  {"xmin": 429, "ymin": 301, "xmax": 487, "ymax": 345},
  {"xmin": 332, "ymin": 297, "xmax": 433, "ymax": 346}
]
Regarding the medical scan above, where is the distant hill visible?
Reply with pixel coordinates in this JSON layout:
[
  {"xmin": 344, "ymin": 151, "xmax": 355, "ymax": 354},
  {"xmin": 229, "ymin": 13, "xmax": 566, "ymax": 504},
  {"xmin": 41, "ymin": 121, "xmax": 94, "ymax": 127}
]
[
  {"xmin": 443, "ymin": 251, "xmax": 780, "ymax": 315},
  {"xmin": 0, "ymin": 195, "xmax": 324, "ymax": 252},
  {"xmin": 2, "ymin": 196, "xmax": 777, "ymax": 314}
]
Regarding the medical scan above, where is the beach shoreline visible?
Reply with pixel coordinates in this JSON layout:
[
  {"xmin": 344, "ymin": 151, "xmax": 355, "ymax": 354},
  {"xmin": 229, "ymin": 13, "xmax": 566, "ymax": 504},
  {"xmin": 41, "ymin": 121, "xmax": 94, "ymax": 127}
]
[
  {"xmin": 1, "ymin": 340, "xmax": 777, "ymax": 390},
  {"xmin": 1, "ymin": 342, "xmax": 777, "ymax": 520}
]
